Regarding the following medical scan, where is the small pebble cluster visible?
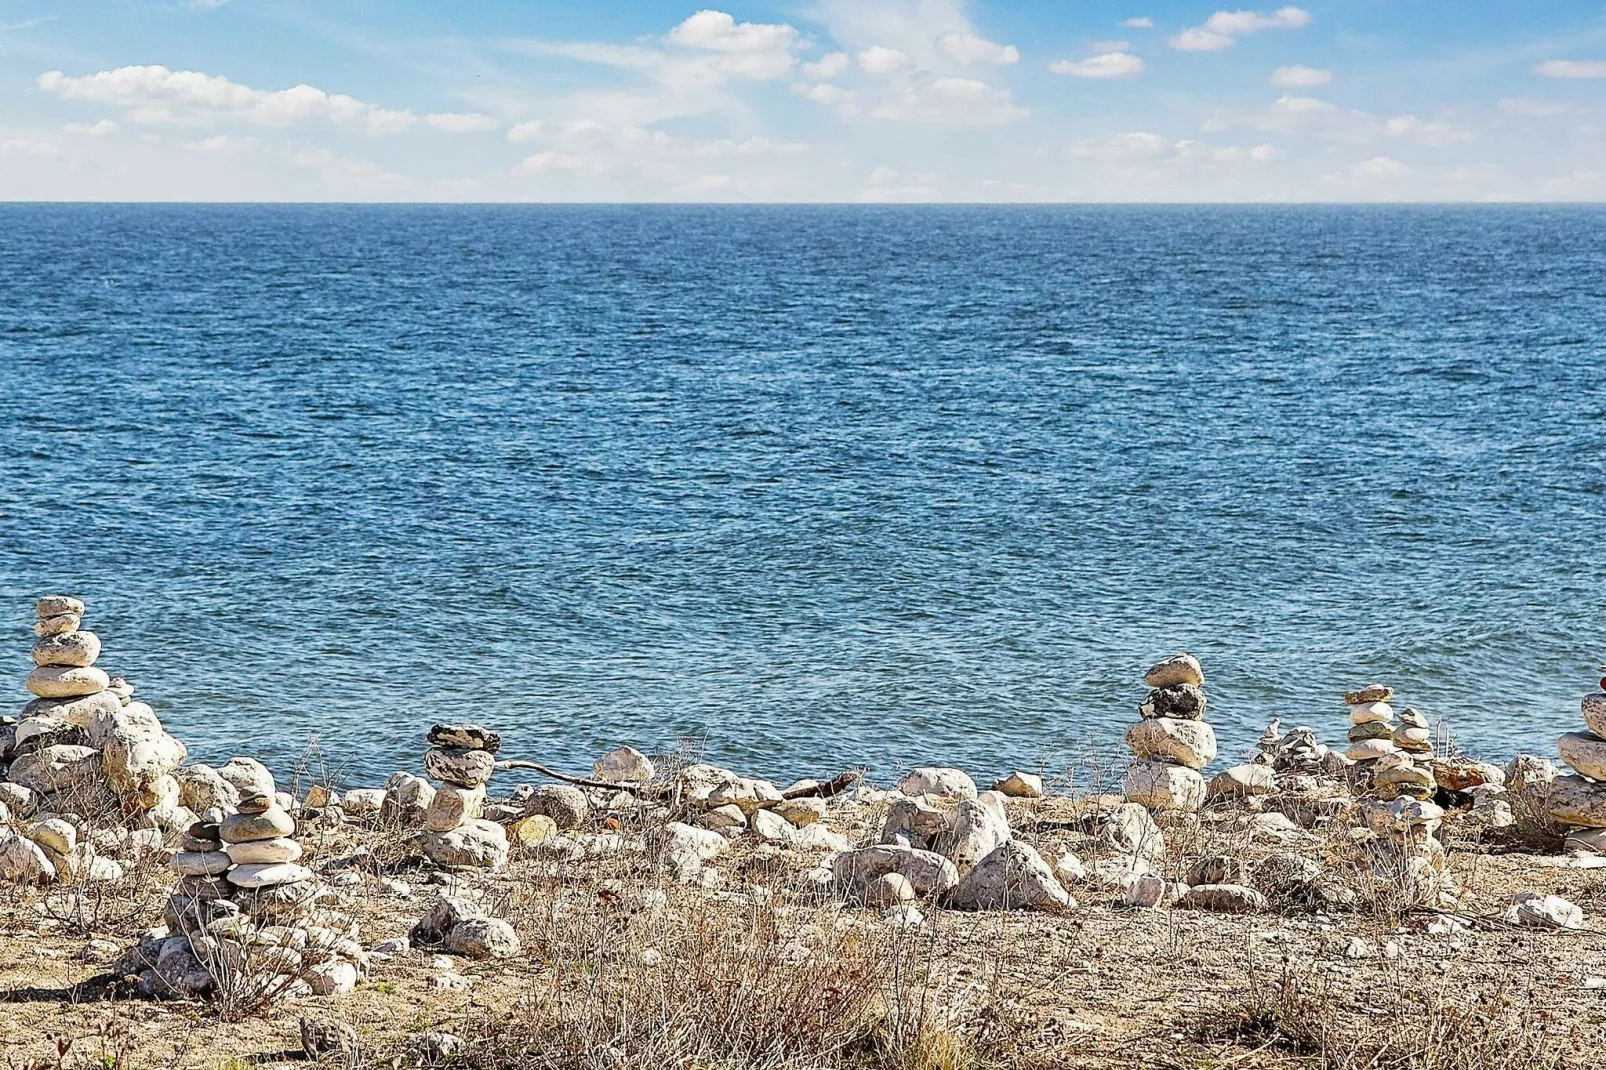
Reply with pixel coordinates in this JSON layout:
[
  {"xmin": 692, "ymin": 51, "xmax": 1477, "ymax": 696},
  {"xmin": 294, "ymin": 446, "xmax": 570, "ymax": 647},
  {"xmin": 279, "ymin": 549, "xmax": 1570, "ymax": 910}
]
[
  {"xmin": 1123, "ymin": 653, "xmax": 1215, "ymax": 812},
  {"xmin": 420, "ymin": 724, "xmax": 509, "ymax": 870}
]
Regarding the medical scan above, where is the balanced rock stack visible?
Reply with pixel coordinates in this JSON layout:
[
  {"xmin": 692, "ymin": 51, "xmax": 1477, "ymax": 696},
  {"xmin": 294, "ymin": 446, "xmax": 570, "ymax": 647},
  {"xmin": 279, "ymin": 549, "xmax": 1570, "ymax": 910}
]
[
  {"xmin": 1344, "ymin": 685, "xmax": 1435, "ymax": 799},
  {"xmin": 1, "ymin": 596, "xmax": 188, "ymax": 883},
  {"xmin": 1124, "ymin": 654, "xmax": 1215, "ymax": 812},
  {"xmin": 147, "ymin": 792, "xmax": 365, "ymax": 999},
  {"xmin": 1356, "ymin": 795, "xmax": 1458, "ymax": 907},
  {"xmin": 1544, "ymin": 670, "xmax": 1606, "ymax": 833},
  {"xmin": 420, "ymin": 724, "xmax": 509, "ymax": 870}
]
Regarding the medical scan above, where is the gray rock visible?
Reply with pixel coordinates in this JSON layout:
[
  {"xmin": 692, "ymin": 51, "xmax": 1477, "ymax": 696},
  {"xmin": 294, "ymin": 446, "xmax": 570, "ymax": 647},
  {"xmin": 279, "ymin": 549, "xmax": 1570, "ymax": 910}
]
[
  {"xmin": 1178, "ymin": 884, "xmax": 1268, "ymax": 914},
  {"xmin": 381, "ymin": 773, "xmax": 437, "ymax": 826},
  {"xmin": 1187, "ymin": 855, "xmax": 1251, "ymax": 886},
  {"xmin": 33, "ymin": 612, "xmax": 80, "ymax": 639},
  {"xmin": 29, "ymin": 630, "xmax": 101, "ymax": 668},
  {"xmin": 1504, "ymin": 891, "xmax": 1584, "ymax": 930},
  {"xmin": 1125, "ymin": 717, "xmax": 1216, "ymax": 768},
  {"xmin": 174, "ymin": 765, "xmax": 240, "ymax": 814},
  {"xmin": 937, "ymin": 798, "xmax": 1011, "ymax": 871},
  {"xmin": 832, "ymin": 844, "xmax": 961, "ymax": 901},
  {"xmin": 422, "ymin": 818, "xmax": 508, "ymax": 869},
  {"xmin": 991, "ymin": 771, "xmax": 1044, "ymax": 798},
  {"xmin": 0, "ymin": 832, "xmax": 56, "ymax": 883},
  {"xmin": 35, "ymin": 595, "xmax": 85, "ymax": 619},
  {"xmin": 300, "ymin": 1018, "xmax": 358, "ymax": 1060},
  {"xmin": 1099, "ymin": 803, "xmax": 1167, "ymax": 863},
  {"xmin": 7, "ymin": 744, "xmax": 101, "ymax": 796},
  {"xmin": 880, "ymin": 795, "xmax": 952, "ymax": 850},
  {"xmin": 1138, "ymin": 683, "xmax": 1207, "ymax": 721},
  {"xmin": 443, "ymin": 917, "xmax": 521, "ymax": 960},
  {"xmin": 946, "ymin": 842, "xmax": 1074, "ymax": 912},
  {"xmin": 219, "ymin": 807, "xmax": 295, "ymax": 843},
  {"xmin": 522, "ymin": 784, "xmax": 589, "ymax": 829},
  {"xmin": 217, "ymin": 757, "xmax": 275, "ymax": 798},
  {"xmin": 1560, "ymin": 732, "xmax": 1606, "ymax": 781},
  {"xmin": 592, "ymin": 745, "xmax": 654, "ymax": 784},
  {"xmin": 424, "ymin": 747, "xmax": 496, "ymax": 789},
  {"xmin": 862, "ymin": 872, "xmax": 916, "ymax": 908},
  {"xmin": 749, "ymin": 808, "xmax": 796, "ymax": 844},
  {"xmin": 895, "ymin": 767, "xmax": 977, "ymax": 800},
  {"xmin": 427, "ymin": 723, "xmax": 501, "ymax": 753},
  {"xmin": 411, "ymin": 895, "xmax": 484, "ymax": 945},
  {"xmin": 1343, "ymin": 685, "xmax": 1393, "ymax": 705},
  {"xmin": 1584, "ymin": 694, "xmax": 1606, "ymax": 739},
  {"xmin": 1123, "ymin": 761, "xmax": 1206, "ymax": 812},
  {"xmin": 1545, "ymin": 775, "xmax": 1606, "ymax": 829}
]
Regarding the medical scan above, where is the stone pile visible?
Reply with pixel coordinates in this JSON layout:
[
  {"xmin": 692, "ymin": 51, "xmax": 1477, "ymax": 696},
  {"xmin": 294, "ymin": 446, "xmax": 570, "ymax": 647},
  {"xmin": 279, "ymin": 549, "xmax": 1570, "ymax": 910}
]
[
  {"xmin": 141, "ymin": 791, "xmax": 365, "ymax": 999},
  {"xmin": 1, "ymin": 596, "xmax": 189, "ymax": 884},
  {"xmin": 419, "ymin": 724, "xmax": 508, "ymax": 870},
  {"xmin": 1124, "ymin": 654, "xmax": 1215, "ymax": 812},
  {"xmin": 1354, "ymin": 794, "xmax": 1458, "ymax": 907},
  {"xmin": 1255, "ymin": 721, "xmax": 1333, "ymax": 788},
  {"xmin": 1343, "ymin": 685, "xmax": 1434, "ymax": 799},
  {"xmin": 1544, "ymin": 671, "xmax": 1606, "ymax": 834}
]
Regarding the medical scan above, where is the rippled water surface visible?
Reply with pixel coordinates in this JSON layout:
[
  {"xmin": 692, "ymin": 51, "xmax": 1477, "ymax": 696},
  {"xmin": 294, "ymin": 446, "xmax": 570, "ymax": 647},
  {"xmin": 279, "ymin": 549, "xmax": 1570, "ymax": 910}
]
[{"xmin": 2, "ymin": 204, "xmax": 1603, "ymax": 787}]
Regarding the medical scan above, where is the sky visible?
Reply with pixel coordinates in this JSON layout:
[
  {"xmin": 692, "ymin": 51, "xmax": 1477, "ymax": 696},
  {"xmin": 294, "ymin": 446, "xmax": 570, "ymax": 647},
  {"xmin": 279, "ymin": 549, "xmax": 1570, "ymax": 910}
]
[{"xmin": 2, "ymin": 1, "xmax": 1606, "ymax": 201}]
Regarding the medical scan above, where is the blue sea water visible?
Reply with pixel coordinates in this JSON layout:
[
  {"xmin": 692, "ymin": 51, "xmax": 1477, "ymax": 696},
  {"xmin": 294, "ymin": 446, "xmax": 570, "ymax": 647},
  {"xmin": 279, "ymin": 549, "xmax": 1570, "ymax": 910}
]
[{"xmin": 1, "ymin": 204, "xmax": 1604, "ymax": 789}]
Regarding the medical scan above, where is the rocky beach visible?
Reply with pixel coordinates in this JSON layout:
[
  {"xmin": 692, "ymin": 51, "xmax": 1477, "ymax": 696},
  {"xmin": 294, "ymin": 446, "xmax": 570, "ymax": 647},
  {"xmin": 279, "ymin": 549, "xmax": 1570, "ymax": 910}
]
[{"xmin": 0, "ymin": 597, "xmax": 1603, "ymax": 1069}]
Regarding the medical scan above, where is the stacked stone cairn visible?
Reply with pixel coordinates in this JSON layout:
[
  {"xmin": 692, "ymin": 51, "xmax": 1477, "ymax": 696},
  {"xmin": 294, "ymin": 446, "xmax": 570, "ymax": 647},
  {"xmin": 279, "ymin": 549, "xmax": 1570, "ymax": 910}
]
[
  {"xmin": 1, "ymin": 596, "xmax": 188, "ymax": 884},
  {"xmin": 420, "ymin": 724, "xmax": 509, "ymax": 870},
  {"xmin": 1343, "ymin": 685, "xmax": 1434, "ymax": 801},
  {"xmin": 1123, "ymin": 653, "xmax": 1215, "ymax": 812},
  {"xmin": 147, "ymin": 791, "xmax": 365, "ymax": 999},
  {"xmin": 1544, "ymin": 670, "xmax": 1606, "ymax": 844}
]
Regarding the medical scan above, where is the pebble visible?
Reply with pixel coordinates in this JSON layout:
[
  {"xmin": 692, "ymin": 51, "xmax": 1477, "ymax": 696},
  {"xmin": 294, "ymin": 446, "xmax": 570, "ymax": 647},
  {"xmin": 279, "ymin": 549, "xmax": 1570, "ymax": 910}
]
[
  {"xmin": 1343, "ymin": 685, "xmax": 1393, "ymax": 705},
  {"xmin": 424, "ymin": 746, "xmax": 497, "ymax": 789},
  {"xmin": 428, "ymin": 723, "xmax": 501, "ymax": 753},
  {"xmin": 219, "ymin": 807, "xmax": 295, "ymax": 843},
  {"xmin": 991, "ymin": 771, "xmax": 1044, "ymax": 798},
  {"xmin": 1144, "ymin": 653, "xmax": 1203, "ymax": 688},
  {"xmin": 224, "ymin": 837, "xmax": 302, "ymax": 864}
]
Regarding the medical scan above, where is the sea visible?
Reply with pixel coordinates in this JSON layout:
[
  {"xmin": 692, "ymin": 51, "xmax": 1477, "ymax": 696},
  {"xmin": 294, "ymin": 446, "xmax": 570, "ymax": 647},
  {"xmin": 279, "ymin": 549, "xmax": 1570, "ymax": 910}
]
[{"xmin": 1, "ymin": 204, "xmax": 1603, "ymax": 790}]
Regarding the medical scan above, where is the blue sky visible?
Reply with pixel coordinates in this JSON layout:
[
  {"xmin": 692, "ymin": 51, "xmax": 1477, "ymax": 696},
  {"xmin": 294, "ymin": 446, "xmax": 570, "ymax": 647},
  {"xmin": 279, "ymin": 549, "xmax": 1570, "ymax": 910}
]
[{"xmin": 2, "ymin": 1, "xmax": 1605, "ymax": 200}]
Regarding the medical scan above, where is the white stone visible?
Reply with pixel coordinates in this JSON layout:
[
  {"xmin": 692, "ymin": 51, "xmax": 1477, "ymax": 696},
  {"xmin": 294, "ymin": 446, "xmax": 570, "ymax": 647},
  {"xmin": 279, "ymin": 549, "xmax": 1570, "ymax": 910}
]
[
  {"xmin": 947, "ymin": 841, "xmax": 1074, "ymax": 912},
  {"xmin": 224, "ymin": 837, "xmax": 302, "ymax": 864},
  {"xmin": 340, "ymin": 788, "xmax": 386, "ymax": 815},
  {"xmin": 895, "ymin": 767, "xmax": 977, "ymax": 800},
  {"xmin": 1143, "ymin": 653, "xmax": 1203, "ymax": 688},
  {"xmin": 27, "ymin": 817, "xmax": 76, "ymax": 855},
  {"xmin": 228, "ymin": 862, "xmax": 313, "ymax": 889},
  {"xmin": 422, "ymin": 819, "xmax": 508, "ymax": 869},
  {"xmin": 26, "ymin": 665, "xmax": 109, "ymax": 699},
  {"xmin": 305, "ymin": 958, "xmax": 358, "ymax": 995},
  {"xmin": 1546, "ymin": 775, "xmax": 1606, "ymax": 828},
  {"xmin": 1100, "ymin": 802, "xmax": 1167, "ymax": 863},
  {"xmin": 174, "ymin": 765, "xmax": 241, "ymax": 814},
  {"xmin": 217, "ymin": 757, "xmax": 276, "ymax": 798},
  {"xmin": 938, "ymin": 798, "xmax": 1011, "ymax": 871},
  {"xmin": 1349, "ymin": 702, "xmax": 1394, "ymax": 724},
  {"xmin": 1346, "ymin": 738, "xmax": 1399, "ymax": 762},
  {"xmin": 1559, "ymin": 732, "xmax": 1606, "ymax": 781},
  {"xmin": 1124, "ymin": 718, "xmax": 1217, "ymax": 769},
  {"xmin": 592, "ymin": 746, "xmax": 654, "ymax": 784},
  {"xmin": 1208, "ymin": 763, "xmax": 1275, "ymax": 799},
  {"xmin": 172, "ymin": 851, "xmax": 233, "ymax": 877},
  {"xmin": 1124, "ymin": 872, "xmax": 1168, "ymax": 909},
  {"xmin": 991, "ymin": 771, "xmax": 1044, "ymax": 798},
  {"xmin": 35, "ymin": 595, "xmax": 85, "ymax": 619},
  {"xmin": 0, "ymin": 832, "xmax": 57, "ymax": 883},
  {"xmin": 1504, "ymin": 891, "xmax": 1584, "ymax": 930},
  {"xmin": 1123, "ymin": 760, "xmax": 1206, "ymax": 812},
  {"xmin": 30, "ymin": 630, "xmax": 101, "ymax": 668},
  {"xmin": 33, "ymin": 613, "xmax": 80, "ymax": 639},
  {"xmin": 793, "ymin": 824, "xmax": 852, "ymax": 852},
  {"xmin": 7, "ymin": 745, "xmax": 101, "ymax": 796},
  {"xmin": 832, "ymin": 844, "xmax": 961, "ymax": 900},
  {"xmin": 426, "ymin": 785, "xmax": 485, "ymax": 833},
  {"xmin": 749, "ymin": 808, "xmax": 796, "ymax": 844},
  {"xmin": 1054, "ymin": 852, "xmax": 1087, "ymax": 884}
]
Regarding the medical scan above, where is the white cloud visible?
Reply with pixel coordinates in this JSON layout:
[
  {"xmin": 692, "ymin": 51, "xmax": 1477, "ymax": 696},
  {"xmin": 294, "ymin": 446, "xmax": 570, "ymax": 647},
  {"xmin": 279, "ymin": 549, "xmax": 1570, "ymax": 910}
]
[
  {"xmin": 424, "ymin": 112, "xmax": 499, "ymax": 133},
  {"xmin": 1121, "ymin": 17, "xmax": 1155, "ymax": 29},
  {"xmin": 801, "ymin": 52, "xmax": 850, "ymax": 79},
  {"xmin": 694, "ymin": 135, "xmax": 807, "ymax": 156},
  {"xmin": 1070, "ymin": 131, "xmax": 1280, "ymax": 164},
  {"xmin": 63, "ymin": 119, "xmax": 118, "ymax": 136},
  {"xmin": 870, "ymin": 74, "xmax": 1026, "ymax": 126},
  {"xmin": 1171, "ymin": 6, "xmax": 1310, "ymax": 51},
  {"xmin": 1498, "ymin": 96, "xmax": 1576, "ymax": 117},
  {"xmin": 1206, "ymin": 94, "xmax": 1377, "ymax": 140},
  {"xmin": 1050, "ymin": 52, "xmax": 1148, "ymax": 79},
  {"xmin": 512, "ymin": 151, "xmax": 595, "ymax": 176},
  {"xmin": 184, "ymin": 134, "xmax": 259, "ymax": 153},
  {"xmin": 35, "ymin": 66, "xmax": 489, "ymax": 136},
  {"xmin": 664, "ymin": 9, "xmax": 803, "ymax": 79},
  {"xmin": 686, "ymin": 173, "xmax": 735, "ymax": 192},
  {"xmin": 859, "ymin": 45, "xmax": 916, "ymax": 75},
  {"xmin": 0, "ymin": 137, "xmax": 59, "ymax": 156},
  {"xmin": 1353, "ymin": 155, "xmax": 1410, "ymax": 178},
  {"xmin": 792, "ymin": 82, "xmax": 857, "ymax": 108},
  {"xmin": 1384, "ymin": 114, "xmax": 1472, "ymax": 147},
  {"xmin": 506, "ymin": 120, "xmax": 545, "ymax": 143},
  {"xmin": 1535, "ymin": 59, "xmax": 1606, "ymax": 79},
  {"xmin": 937, "ymin": 31, "xmax": 1020, "ymax": 66},
  {"xmin": 1269, "ymin": 64, "xmax": 1330, "ymax": 87}
]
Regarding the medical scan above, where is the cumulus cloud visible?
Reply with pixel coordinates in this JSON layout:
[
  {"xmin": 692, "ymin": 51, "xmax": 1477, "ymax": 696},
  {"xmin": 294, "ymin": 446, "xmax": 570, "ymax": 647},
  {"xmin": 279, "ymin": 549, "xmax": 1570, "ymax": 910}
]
[
  {"xmin": 792, "ymin": 82, "xmax": 858, "ymax": 109},
  {"xmin": 859, "ymin": 46, "xmax": 916, "ymax": 75},
  {"xmin": 506, "ymin": 120, "xmax": 545, "ymax": 143},
  {"xmin": 1171, "ymin": 6, "xmax": 1310, "ymax": 51},
  {"xmin": 664, "ymin": 9, "xmax": 803, "ymax": 79},
  {"xmin": 37, "ymin": 66, "xmax": 495, "ymax": 136},
  {"xmin": 1121, "ymin": 17, "xmax": 1155, "ymax": 29},
  {"xmin": 1207, "ymin": 94, "xmax": 1470, "ymax": 147},
  {"xmin": 512, "ymin": 151, "xmax": 595, "ymax": 176},
  {"xmin": 1535, "ymin": 59, "xmax": 1606, "ymax": 79},
  {"xmin": 1353, "ymin": 155, "xmax": 1410, "ymax": 178},
  {"xmin": 1269, "ymin": 64, "xmax": 1329, "ymax": 87},
  {"xmin": 1069, "ymin": 131, "xmax": 1279, "ymax": 163},
  {"xmin": 801, "ymin": 52, "xmax": 850, "ymax": 79},
  {"xmin": 937, "ymin": 31, "xmax": 1020, "ymax": 65},
  {"xmin": 1050, "ymin": 52, "xmax": 1148, "ymax": 79},
  {"xmin": 0, "ymin": 137, "xmax": 59, "ymax": 156},
  {"xmin": 870, "ymin": 74, "xmax": 1027, "ymax": 126},
  {"xmin": 63, "ymin": 119, "xmax": 118, "ymax": 136}
]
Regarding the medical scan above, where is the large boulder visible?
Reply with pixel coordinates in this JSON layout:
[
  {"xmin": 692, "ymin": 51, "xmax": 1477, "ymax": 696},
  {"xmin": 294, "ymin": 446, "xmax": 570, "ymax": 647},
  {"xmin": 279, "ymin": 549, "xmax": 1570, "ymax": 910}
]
[
  {"xmin": 832, "ymin": 844, "xmax": 960, "ymax": 901},
  {"xmin": 422, "ymin": 819, "xmax": 508, "ymax": 869},
  {"xmin": 946, "ymin": 842, "xmax": 1073, "ymax": 912},
  {"xmin": 7, "ymin": 745, "xmax": 101, "ymax": 796},
  {"xmin": 1125, "ymin": 718, "xmax": 1216, "ymax": 769},
  {"xmin": 895, "ymin": 767, "xmax": 977, "ymax": 801},
  {"xmin": 1099, "ymin": 802, "xmax": 1167, "ymax": 863},
  {"xmin": 937, "ymin": 798, "xmax": 1011, "ymax": 871},
  {"xmin": 592, "ymin": 746, "xmax": 654, "ymax": 784},
  {"xmin": 1123, "ymin": 761, "xmax": 1206, "ymax": 812}
]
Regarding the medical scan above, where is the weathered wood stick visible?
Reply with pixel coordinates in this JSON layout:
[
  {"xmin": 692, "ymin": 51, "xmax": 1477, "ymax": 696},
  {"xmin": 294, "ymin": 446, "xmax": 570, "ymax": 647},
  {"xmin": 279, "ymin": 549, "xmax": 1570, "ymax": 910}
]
[
  {"xmin": 782, "ymin": 769, "xmax": 864, "ymax": 799},
  {"xmin": 493, "ymin": 759, "xmax": 643, "ymax": 795}
]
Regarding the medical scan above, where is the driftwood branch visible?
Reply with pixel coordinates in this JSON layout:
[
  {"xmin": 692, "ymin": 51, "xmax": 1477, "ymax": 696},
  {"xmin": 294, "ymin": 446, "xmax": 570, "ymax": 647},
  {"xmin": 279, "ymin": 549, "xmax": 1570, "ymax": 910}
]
[
  {"xmin": 493, "ymin": 759, "xmax": 644, "ymax": 795},
  {"xmin": 492, "ymin": 759, "xmax": 864, "ymax": 804},
  {"xmin": 782, "ymin": 769, "xmax": 864, "ymax": 799}
]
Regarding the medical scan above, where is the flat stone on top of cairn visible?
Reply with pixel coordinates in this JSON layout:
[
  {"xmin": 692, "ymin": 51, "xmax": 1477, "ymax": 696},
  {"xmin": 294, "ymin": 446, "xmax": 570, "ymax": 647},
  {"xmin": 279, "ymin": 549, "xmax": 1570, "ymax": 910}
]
[
  {"xmin": 420, "ymin": 724, "xmax": 508, "ymax": 869},
  {"xmin": 1124, "ymin": 653, "xmax": 1213, "ymax": 812}
]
